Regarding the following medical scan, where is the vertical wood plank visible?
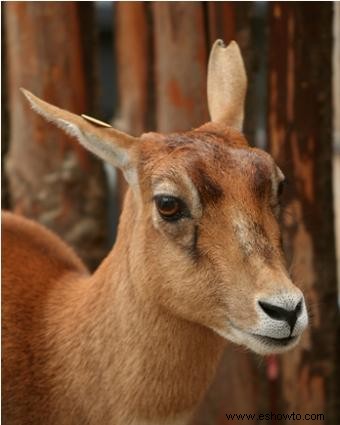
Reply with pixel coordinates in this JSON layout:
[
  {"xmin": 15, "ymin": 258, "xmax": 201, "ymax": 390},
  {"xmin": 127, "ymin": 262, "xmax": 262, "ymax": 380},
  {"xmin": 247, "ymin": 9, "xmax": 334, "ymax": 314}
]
[
  {"xmin": 152, "ymin": 2, "xmax": 209, "ymax": 132},
  {"xmin": 114, "ymin": 2, "xmax": 153, "ymax": 136},
  {"xmin": 207, "ymin": 2, "xmax": 236, "ymax": 45},
  {"xmin": 114, "ymin": 2, "xmax": 154, "ymax": 203},
  {"xmin": 5, "ymin": 2, "xmax": 108, "ymax": 270},
  {"xmin": 77, "ymin": 2, "xmax": 99, "ymax": 116},
  {"xmin": 2, "ymin": 10, "xmax": 10, "ymax": 209},
  {"xmin": 268, "ymin": 3, "xmax": 339, "ymax": 423}
]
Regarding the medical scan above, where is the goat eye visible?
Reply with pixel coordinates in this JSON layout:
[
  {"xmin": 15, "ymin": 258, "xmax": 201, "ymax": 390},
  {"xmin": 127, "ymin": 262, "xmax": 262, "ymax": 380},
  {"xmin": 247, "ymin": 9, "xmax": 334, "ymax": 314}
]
[{"xmin": 154, "ymin": 195, "xmax": 186, "ymax": 221}]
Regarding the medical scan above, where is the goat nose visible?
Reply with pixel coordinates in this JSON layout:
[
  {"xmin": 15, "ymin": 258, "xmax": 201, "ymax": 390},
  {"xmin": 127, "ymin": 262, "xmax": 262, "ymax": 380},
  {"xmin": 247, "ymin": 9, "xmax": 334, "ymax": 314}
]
[{"xmin": 258, "ymin": 299, "xmax": 303, "ymax": 333}]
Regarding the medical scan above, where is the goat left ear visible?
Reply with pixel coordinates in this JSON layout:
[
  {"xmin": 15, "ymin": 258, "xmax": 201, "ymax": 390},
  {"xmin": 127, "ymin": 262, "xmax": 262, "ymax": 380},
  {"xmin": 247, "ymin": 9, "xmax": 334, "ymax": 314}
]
[
  {"xmin": 207, "ymin": 40, "xmax": 247, "ymax": 131},
  {"xmin": 21, "ymin": 89, "xmax": 139, "ymax": 186}
]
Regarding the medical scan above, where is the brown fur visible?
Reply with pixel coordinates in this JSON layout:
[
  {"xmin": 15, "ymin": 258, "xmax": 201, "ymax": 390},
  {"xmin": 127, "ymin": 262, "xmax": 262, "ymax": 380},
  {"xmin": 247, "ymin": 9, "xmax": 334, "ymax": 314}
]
[{"xmin": 2, "ymin": 197, "xmax": 225, "ymax": 424}]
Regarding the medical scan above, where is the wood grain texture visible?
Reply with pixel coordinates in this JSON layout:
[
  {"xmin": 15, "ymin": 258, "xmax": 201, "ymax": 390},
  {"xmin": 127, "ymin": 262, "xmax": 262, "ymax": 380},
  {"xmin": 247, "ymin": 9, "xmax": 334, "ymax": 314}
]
[
  {"xmin": 114, "ymin": 2, "xmax": 154, "ymax": 203},
  {"xmin": 268, "ymin": 3, "xmax": 339, "ymax": 423},
  {"xmin": 152, "ymin": 2, "xmax": 209, "ymax": 132}
]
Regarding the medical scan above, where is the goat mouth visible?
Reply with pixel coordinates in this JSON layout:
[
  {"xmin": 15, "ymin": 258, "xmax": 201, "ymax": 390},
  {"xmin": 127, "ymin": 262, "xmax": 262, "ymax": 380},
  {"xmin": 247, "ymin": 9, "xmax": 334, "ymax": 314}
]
[
  {"xmin": 251, "ymin": 334, "xmax": 298, "ymax": 347},
  {"xmin": 224, "ymin": 321, "xmax": 301, "ymax": 353}
]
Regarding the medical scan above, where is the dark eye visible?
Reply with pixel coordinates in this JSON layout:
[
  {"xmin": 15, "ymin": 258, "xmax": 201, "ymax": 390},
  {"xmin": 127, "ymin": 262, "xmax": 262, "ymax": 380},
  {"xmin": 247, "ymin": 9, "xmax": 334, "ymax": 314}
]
[{"xmin": 154, "ymin": 195, "xmax": 189, "ymax": 222}]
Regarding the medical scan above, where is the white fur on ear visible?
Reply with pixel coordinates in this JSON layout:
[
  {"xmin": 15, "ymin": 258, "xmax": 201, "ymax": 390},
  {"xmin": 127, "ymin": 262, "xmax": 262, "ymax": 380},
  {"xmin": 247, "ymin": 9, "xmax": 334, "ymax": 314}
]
[
  {"xmin": 207, "ymin": 40, "xmax": 247, "ymax": 131},
  {"xmin": 21, "ymin": 88, "xmax": 139, "ymax": 187}
]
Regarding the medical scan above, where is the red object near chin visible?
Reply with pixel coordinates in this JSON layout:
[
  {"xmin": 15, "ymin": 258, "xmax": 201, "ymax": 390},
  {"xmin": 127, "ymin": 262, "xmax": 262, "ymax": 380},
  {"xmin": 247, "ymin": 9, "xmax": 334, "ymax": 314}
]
[{"xmin": 267, "ymin": 354, "xmax": 279, "ymax": 381}]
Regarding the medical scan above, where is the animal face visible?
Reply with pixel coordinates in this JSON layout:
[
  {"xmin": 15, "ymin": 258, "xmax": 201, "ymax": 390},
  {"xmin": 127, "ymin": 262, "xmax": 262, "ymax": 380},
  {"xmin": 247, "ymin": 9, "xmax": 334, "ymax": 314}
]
[{"xmin": 132, "ymin": 125, "xmax": 308, "ymax": 354}]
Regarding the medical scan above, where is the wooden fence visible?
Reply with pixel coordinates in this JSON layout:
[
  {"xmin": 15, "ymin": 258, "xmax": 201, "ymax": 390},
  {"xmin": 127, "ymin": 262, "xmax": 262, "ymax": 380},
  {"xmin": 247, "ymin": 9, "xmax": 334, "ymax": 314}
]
[{"xmin": 3, "ymin": 2, "xmax": 339, "ymax": 424}]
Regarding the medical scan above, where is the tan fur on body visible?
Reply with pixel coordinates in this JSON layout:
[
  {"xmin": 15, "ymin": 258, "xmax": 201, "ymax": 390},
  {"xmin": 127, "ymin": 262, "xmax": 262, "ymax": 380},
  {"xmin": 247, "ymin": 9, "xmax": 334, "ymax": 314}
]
[
  {"xmin": 3, "ymin": 208, "xmax": 223, "ymax": 424},
  {"xmin": 3, "ymin": 41, "xmax": 308, "ymax": 425}
]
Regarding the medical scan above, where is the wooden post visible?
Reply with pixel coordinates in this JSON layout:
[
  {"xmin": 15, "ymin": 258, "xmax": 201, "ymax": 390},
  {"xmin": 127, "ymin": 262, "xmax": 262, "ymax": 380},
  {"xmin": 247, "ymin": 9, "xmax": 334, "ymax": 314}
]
[
  {"xmin": 2, "ymin": 10, "xmax": 10, "ymax": 209},
  {"xmin": 268, "ymin": 3, "xmax": 339, "ymax": 423},
  {"xmin": 114, "ymin": 2, "xmax": 153, "ymax": 136},
  {"xmin": 5, "ymin": 2, "xmax": 108, "ymax": 270},
  {"xmin": 114, "ymin": 2, "xmax": 153, "ymax": 202},
  {"xmin": 152, "ymin": 2, "xmax": 209, "ymax": 132}
]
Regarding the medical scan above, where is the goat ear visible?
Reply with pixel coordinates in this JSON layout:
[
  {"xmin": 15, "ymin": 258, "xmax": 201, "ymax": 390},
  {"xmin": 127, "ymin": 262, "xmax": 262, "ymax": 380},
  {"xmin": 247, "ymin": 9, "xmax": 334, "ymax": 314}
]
[
  {"xmin": 207, "ymin": 40, "xmax": 247, "ymax": 131},
  {"xmin": 21, "ymin": 89, "xmax": 139, "ymax": 186}
]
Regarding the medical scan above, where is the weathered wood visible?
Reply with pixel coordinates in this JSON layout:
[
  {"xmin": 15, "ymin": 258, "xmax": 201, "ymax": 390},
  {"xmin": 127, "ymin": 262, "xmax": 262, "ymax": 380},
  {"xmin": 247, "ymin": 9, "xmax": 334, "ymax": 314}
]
[
  {"xmin": 114, "ymin": 2, "xmax": 153, "ymax": 136},
  {"xmin": 114, "ymin": 2, "xmax": 153, "ymax": 202},
  {"xmin": 333, "ymin": 1, "xmax": 340, "ymax": 292},
  {"xmin": 152, "ymin": 2, "xmax": 209, "ymax": 132},
  {"xmin": 268, "ymin": 3, "xmax": 339, "ymax": 423},
  {"xmin": 207, "ymin": 2, "xmax": 236, "ymax": 45},
  {"xmin": 2, "ymin": 10, "xmax": 10, "ymax": 209},
  {"xmin": 5, "ymin": 2, "xmax": 108, "ymax": 270},
  {"xmin": 77, "ymin": 2, "xmax": 99, "ymax": 116}
]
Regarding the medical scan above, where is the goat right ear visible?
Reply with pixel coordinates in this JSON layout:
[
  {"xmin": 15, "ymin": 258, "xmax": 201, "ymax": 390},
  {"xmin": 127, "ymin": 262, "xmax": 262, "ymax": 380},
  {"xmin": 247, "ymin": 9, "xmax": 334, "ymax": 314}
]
[
  {"xmin": 21, "ymin": 89, "xmax": 139, "ymax": 186},
  {"xmin": 207, "ymin": 40, "xmax": 247, "ymax": 131}
]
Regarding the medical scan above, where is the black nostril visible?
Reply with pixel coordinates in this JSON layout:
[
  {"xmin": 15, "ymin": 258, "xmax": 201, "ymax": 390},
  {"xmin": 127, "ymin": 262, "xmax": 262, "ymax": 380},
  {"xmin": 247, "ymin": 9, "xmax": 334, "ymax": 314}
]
[
  {"xmin": 295, "ymin": 300, "xmax": 302, "ymax": 315},
  {"xmin": 259, "ymin": 301, "xmax": 285, "ymax": 320},
  {"xmin": 258, "ymin": 300, "xmax": 302, "ymax": 334}
]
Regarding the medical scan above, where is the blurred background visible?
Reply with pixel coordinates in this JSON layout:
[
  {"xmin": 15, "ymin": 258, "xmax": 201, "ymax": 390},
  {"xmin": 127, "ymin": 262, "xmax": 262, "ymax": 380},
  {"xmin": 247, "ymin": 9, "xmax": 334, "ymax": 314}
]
[{"xmin": 2, "ymin": 2, "xmax": 340, "ymax": 424}]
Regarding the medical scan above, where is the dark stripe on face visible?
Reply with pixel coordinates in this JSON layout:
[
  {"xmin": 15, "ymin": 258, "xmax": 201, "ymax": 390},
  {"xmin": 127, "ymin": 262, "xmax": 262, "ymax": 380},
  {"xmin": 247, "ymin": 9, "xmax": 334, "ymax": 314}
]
[
  {"xmin": 188, "ymin": 225, "xmax": 200, "ymax": 261},
  {"xmin": 190, "ymin": 166, "xmax": 224, "ymax": 206}
]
